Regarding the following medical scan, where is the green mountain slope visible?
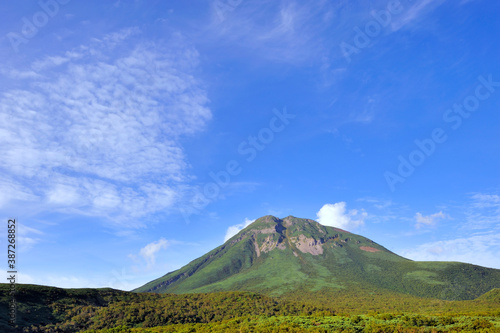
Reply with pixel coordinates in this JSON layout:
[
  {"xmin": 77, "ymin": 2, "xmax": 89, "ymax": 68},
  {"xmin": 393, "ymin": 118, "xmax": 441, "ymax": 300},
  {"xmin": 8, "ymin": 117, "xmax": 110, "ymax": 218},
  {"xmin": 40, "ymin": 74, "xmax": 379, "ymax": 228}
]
[{"xmin": 135, "ymin": 216, "xmax": 500, "ymax": 301}]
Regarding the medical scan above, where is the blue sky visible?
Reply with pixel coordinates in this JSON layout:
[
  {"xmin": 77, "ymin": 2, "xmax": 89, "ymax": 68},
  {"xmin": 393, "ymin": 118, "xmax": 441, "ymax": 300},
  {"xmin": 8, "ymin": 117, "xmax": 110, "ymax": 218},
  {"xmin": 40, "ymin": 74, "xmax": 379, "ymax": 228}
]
[{"xmin": 0, "ymin": 0, "xmax": 498, "ymax": 290}]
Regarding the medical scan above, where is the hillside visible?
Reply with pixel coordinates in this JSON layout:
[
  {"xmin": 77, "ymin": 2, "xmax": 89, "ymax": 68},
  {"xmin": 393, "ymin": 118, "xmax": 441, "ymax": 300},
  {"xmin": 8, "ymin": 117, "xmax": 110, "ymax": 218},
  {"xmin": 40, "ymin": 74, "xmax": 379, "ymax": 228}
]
[
  {"xmin": 135, "ymin": 215, "xmax": 500, "ymax": 301},
  {"xmin": 4, "ymin": 216, "xmax": 498, "ymax": 332},
  {"xmin": 1, "ymin": 284, "xmax": 499, "ymax": 332},
  {"xmin": 0, "ymin": 284, "xmax": 327, "ymax": 332}
]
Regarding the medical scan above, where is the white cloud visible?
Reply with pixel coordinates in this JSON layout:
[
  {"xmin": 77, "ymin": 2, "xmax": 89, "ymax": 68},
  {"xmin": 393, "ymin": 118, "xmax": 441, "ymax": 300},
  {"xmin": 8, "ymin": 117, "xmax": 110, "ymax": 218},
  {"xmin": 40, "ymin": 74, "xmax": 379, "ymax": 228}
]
[
  {"xmin": 18, "ymin": 224, "xmax": 44, "ymax": 236},
  {"xmin": 0, "ymin": 220, "xmax": 44, "ymax": 253},
  {"xmin": 139, "ymin": 238, "xmax": 169, "ymax": 267},
  {"xmin": 0, "ymin": 68, "xmax": 40, "ymax": 79},
  {"xmin": 391, "ymin": 0, "xmax": 446, "ymax": 32},
  {"xmin": 0, "ymin": 176, "xmax": 38, "ymax": 209},
  {"xmin": 464, "ymin": 193, "xmax": 500, "ymax": 230},
  {"xmin": 208, "ymin": 1, "xmax": 337, "ymax": 65},
  {"xmin": 15, "ymin": 223, "xmax": 45, "ymax": 252},
  {"xmin": 4, "ymin": 268, "xmax": 141, "ymax": 290},
  {"xmin": 415, "ymin": 211, "xmax": 446, "ymax": 229},
  {"xmin": 224, "ymin": 218, "xmax": 255, "ymax": 242},
  {"xmin": 47, "ymin": 183, "xmax": 81, "ymax": 205},
  {"xmin": 316, "ymin": 202, "xmax": 366, "ymax": 230},
  {"xmin": 0, "ymin": 269, "xmax": 36, "ymax": 285},
  {"xmin": 400, "ymin": 233, "xmax": 500, "ymax": 269},
  {"xmin": 0, "ymin": 28, "xmax": 211, "ymax": 224},
  {"xmin": 31, "ymin": 55, "xmax": 71, "ymax": 71},
  {"xmin": 357, "ymin": 197, "xmax": 392, "ymax": 210},
  {"xmin": 471, "ymin": 193, "xmax": 500, "ymax": 208}
]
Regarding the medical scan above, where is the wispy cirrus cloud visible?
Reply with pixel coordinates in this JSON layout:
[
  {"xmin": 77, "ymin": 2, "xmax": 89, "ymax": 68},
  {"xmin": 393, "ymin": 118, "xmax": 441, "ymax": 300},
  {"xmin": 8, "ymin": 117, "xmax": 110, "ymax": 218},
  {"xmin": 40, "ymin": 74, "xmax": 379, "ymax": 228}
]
[
  {"xmin": 206, "ymin": 0, "xmax": 448, "ymax": 67},
  {"xmin": 464, "ymin": 193, "xmax": 500, "ymax": 230},
  {"xmin": 357, "ymin": 197, "xmax": 393, "ymax": 210},
  {"xmin": 129, "ymin": 238, "xmax": 198, "ymax": 273},
  {"xmin": 205, "ymin": 0, "xmax": 447, "ymax": 132},
  {"xmin": 400, "ymin": 192, "xmax": 500, "ymax": 268},
  {"xmin": 0, "ymin": 28, "xmax": 211, "ymax": 225},
  {"xmin": 207, "ymin": 0, "xmax": 338, "ymax": 64},
  {"xmin": 0, "ymin": 176, "xmax": 38, "ymax": 208},
  {"xmin": 391, "ymin": 0, "xmax": 446, "ymax": 32},
  {"xmin": 1, "ymin": 267, "xmax": 139, "ymax": 290},
  {"xmin": 400, "ymin": 232, "xmax": 500, "ymax": 269}
]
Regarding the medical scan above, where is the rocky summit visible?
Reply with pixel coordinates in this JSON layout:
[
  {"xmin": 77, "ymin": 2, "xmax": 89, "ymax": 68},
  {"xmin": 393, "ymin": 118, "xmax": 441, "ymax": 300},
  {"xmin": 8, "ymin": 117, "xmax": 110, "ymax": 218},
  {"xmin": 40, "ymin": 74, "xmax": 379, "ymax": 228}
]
[{"xmin": 135, "ymin": 216, "xmax": 500, "ymax": 301}]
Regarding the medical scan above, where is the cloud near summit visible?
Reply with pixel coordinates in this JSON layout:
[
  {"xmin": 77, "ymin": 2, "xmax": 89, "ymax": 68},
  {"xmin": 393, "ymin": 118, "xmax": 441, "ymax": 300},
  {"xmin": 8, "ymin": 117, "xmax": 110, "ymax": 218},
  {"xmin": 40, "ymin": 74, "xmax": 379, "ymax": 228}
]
[
  {"xmin": 224, "ymin": 218, "xmax": 255, "ymax": 242},
  {"xmin": 316, "ymin": 202, "xmax": 366, "ymax": 230}
]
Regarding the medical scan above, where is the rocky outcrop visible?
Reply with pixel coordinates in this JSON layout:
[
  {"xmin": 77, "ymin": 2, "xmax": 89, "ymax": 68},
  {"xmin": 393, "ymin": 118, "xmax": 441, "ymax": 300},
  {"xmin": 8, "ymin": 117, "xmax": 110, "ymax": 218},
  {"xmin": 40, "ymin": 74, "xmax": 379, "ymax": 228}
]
[
  {"xmin": 290, "ymin": 235, "xmax": 324, "ymax": 255},
  {"xmin": 360, "ymin": 246, "xmax": 380, "ymax": 253},
  {"xmin": 231, "ymin": 216, "xmax": 355, "ymax": 258}
]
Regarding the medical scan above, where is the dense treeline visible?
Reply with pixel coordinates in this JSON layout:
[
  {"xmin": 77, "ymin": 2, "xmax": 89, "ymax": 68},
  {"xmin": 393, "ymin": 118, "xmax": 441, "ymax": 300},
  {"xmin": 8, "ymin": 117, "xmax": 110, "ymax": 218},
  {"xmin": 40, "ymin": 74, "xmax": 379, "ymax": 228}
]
[
  {"xmin": 283, "ymin": 286, "xmax": 500, "ymax": 315},
  {"xmin": 0, "ymin": 285, "xmax": 498, "ymax": 332},
  {"xmin": 80, "ymin": 314, "xmax": 500, "ymax": 333},
  {"xmin": 0, "ymin": 285, "xmax": 328, "ymax": 332},
  {"xmin": 30, "ymin": 292, "xmax": 327, "ymax": 332}
]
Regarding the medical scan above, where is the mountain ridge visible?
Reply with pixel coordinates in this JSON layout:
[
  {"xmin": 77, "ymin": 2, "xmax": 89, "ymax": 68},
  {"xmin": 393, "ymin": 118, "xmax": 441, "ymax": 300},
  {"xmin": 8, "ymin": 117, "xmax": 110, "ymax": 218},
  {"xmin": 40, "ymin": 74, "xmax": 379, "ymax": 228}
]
[{"xmin": 134, "ymin": 215, "xmax": 500, "ymax": 301}]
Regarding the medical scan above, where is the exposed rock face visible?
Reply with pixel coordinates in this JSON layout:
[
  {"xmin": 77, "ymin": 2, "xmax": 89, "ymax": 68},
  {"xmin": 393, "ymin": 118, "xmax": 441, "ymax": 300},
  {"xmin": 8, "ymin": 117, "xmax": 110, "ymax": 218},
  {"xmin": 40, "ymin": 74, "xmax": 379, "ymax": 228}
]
[
  {"xmin": 251, "ymin": 225, "xmax": 287, "ymax": 257},
  {"xmin": 316, "ymin": 224, "xmax": 325, "ymax": 234},
  {"xmin": 282, "ymin": 217, "xmax": 295, "ymax": 227},
  {"xmin": 260, "ymin": 235, "xmax": 279, "ymax": 253},
  {"xmin": 253, "ymin": 238, "xmax": 261, "ymax": 257},
  {"xmin": 360, "ymin": 246, "xmax": 380, "ymax": 253},
  {"xmin": 231, "ymin": 215, "xmax": 356, "ymax": 257},
  {"xmin": 256, "ymin": 227, "xmax": 276, "ymax": 234},
  {"xmin": 136, "ymin": 215, "xmax": 500, "ymax": 303},
  {"xmin": 290, "ymin": 234, "xmax": 324, "ymax": 255}
]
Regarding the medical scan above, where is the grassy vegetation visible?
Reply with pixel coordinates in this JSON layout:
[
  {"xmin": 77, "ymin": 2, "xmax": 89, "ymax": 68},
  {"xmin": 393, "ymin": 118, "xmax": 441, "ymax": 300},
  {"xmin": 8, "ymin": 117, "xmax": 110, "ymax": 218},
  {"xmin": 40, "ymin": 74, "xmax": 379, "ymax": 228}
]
[
  {"xmin": 0, "ymin": 284, "xmax": 328, "ymax": 332},
  {"xmin": 4, "ymin": 217, "xmax": 498, "ymax": 332},
  {"xmin": 1, "ymin": 284, "xmax": 499, "ymax": 332},
  {"xmin": 80, "ymin": 314, "xmax": 500, "ymax": 333},
  {"xmin": 134, "ymin": 216, "xmax": 500, "ymax": 301}
]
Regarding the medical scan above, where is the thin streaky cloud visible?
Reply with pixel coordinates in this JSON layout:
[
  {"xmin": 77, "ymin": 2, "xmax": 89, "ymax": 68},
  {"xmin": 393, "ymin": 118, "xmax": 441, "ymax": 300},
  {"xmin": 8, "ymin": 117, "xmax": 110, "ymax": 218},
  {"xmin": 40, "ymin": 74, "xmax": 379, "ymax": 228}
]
[
  {"xmin": 0, "ymin": 28, "xmax": 211, "ymax": 225},
  {"xmin": 464, "ymin": 193, "xmax": 500, "ymax": 230},
  {"xmin": 400, "ymin": 232, "xmax": 500, "ymax": 269},
  {"xmin": 391, "ymin": 0, "xmax": 446, "ymax": 32}
]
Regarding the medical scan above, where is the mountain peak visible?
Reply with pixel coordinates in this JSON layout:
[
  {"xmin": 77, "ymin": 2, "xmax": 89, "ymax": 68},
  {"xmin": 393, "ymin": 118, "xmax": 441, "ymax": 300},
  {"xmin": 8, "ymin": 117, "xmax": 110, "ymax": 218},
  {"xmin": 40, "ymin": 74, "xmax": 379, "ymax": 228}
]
[
  {"xmin": 135, "ymin": 215, "xmax": 500, "ymax": 301},
  {"xmin": 233, "ymin": 215, "xmax": 354, "ymax": 257},
  {"xmin": 247, "ymin": 215, "xmax": 349, "ymax": 234},
  {"xmin": 246, "ymin": 215, "xmax": 317, "ymax": 230}
]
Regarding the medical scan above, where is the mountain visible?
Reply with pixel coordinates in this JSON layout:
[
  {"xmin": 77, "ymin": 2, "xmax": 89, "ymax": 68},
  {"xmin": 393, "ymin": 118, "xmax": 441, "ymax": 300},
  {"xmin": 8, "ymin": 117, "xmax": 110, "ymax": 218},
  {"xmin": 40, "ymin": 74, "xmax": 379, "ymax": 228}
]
[{"xmin": 134, "ymin": 216, "xmax": 500, "ymax": 301}]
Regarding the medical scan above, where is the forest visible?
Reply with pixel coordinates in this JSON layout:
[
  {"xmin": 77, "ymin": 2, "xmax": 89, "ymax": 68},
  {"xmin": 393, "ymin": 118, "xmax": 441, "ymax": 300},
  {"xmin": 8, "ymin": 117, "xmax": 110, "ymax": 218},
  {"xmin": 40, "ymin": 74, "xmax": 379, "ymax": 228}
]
[{"xmin": 1, "ymin": 284, "xmax": 498, "ymax": 332}]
